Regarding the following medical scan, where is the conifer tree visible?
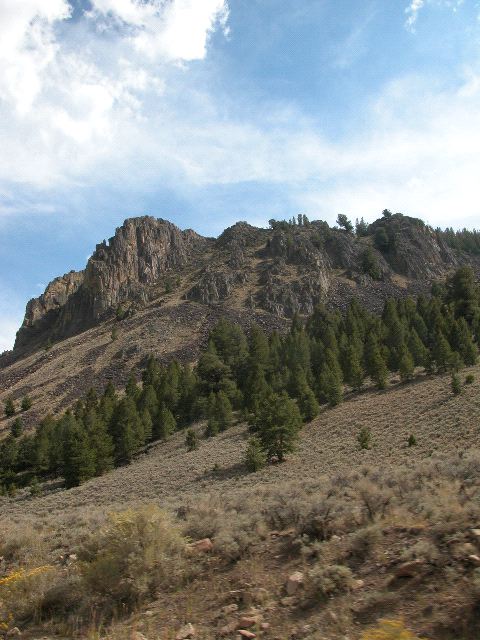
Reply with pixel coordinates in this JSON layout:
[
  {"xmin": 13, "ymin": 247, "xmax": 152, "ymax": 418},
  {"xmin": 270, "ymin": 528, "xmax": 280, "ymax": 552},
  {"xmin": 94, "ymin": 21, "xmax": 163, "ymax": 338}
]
[
  {"xmin": 407, "ymin": 328, "xmax": 428, "ymax": 367},
  {"xmin": 125, "ymin": 373, "xmax": 141, "ymax": 401},
  {"xmin": 318, "ymin": 348, "xmax": 343, "ymax": 406},
  {"xmin": 83, "ymin": 409, "xmax": 114, "ymax": 476},
  {"xmin": 399, "ymin": 348, "xmax": 415, "ymax": 382},
  {"xmin": 245, "ymin": 436, "xmax": 267, "ymax": 472},
  {"xmin": 364, "ymin": 335, "xmax": 388, "ymax": 389},
  {"xmin": 185, "ymin": 428, "xmax": 198, "ymax": 451},
  {"xmin": 63, "ymin": 413, "xmax": 95, "ymax": 488},
  {"xmin": 432, "ymin": 329, "xmax": 454, "ymax": 373},
  {"xmin": 21, "ymin": 395, "xmax": 32, "ymax": 411},
  {"xmin": 4, "ymin": 396, "xmax": 15, "ymax": 418},
  {"xmin": 10, "ymin": 417, "xmax": 23, "ymax": 438},
  {"xmin": 343, "ymin": 342, "xmax": 364, "ymax": 390},
  {"xmin": 111, "ymin": 398, "xmax": 142, "ymax": 463},
  {"xmin": 154, "ymin": 403, "xmax": 176, "ymax": 440},
  {"xmin": 253, "ymin": 391, "xmax": 302, "ymax": 462}
]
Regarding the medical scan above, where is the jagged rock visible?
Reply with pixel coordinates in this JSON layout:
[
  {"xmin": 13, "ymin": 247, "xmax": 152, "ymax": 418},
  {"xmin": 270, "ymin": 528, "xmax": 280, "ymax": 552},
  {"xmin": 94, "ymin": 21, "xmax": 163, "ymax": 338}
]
[
  {"xmin": 186, "ymin": 270, "xmax": 248, "ymax": 305},
  {"xmin": 16, "ymin": 217, "xmax": 208, "ymax": 352}
]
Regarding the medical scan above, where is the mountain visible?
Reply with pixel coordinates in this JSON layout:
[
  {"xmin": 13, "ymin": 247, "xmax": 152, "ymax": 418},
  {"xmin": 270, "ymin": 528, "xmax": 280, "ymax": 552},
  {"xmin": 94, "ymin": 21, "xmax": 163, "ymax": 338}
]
[{"xmin": 0, "ymin": 212, "xmax": 477, "ymax": 428}]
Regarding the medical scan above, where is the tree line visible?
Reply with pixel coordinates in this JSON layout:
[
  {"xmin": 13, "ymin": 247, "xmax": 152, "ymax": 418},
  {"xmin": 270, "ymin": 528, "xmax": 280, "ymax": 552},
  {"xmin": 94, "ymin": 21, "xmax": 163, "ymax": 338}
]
[{"xmin": 1, "ymin": 266, "xmax": 479, "ymax": 491}]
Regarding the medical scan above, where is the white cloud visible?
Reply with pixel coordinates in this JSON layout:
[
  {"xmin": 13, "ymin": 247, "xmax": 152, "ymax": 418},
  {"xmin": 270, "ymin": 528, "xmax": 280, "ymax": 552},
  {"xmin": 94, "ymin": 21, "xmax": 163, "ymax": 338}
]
[{"xmin": 405, "ymin": 0, "xmax": 425, "ymax": 31}]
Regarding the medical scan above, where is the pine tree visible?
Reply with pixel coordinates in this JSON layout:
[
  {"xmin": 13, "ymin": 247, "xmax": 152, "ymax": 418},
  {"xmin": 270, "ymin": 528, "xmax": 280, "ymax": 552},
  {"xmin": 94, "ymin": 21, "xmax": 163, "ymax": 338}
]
[
  {"xmin": 399, "ymin": 348, "xmax": 415, "ymax": 382},
  {"xmin": 244, "ymin": 436, "xmax": 267, "ymax": 472},
  {"xmin": 253, "ymin": 391, "xmax": 302, "ymax": 462},
  {"xmin": 407, "ymin": 328, "xmax": 428, "ymax": 367},
  {"xmin": 10, "ymin": 417, "xmax": 23, "ymax": 438},
  {"xmin": 185, "ymin": 428, "xmax": 198, "ymax": 451},
  {"xmin": 343, "ymin": 342, "xmax": 364, "ymax": 390},
  {"xmin": 214, "ymin": 391, "xmax": 233, "ymax": 431},
  {"xmin": 63, "ymin": 413, "xmax": 95, "ymax": 488},
  {"xmin": 154, "ymin": 403, "xmax": 176, "ymax": 440},
  {"xmin": 318, "ymin": 349, "xmax": 343, "ymax": 406},
  {"xmin": 364, "ymin": 334, "xmax": 388, "ymax": 389},
  {"xmin": 125, "ymin": 372, "xmax": 141, "ymax": 401},
  {"xmin": 21, "ymin": 395, "xmax": 32, "ymax": 411},
  {"xmin": 83, "ymin": 409, "xmax": 114, "ymax": 476},
  {"xmin": 432, "ymin": 329, "xmax": 454, "ymax": 373},
  {"xmin": 111, "ymin": 398, "xmax": 142, "ymax": 463},
  {"xmin": 289, "ymin": 366, "xmax": 319, "ymax": 420},
  {"xmin": 451, "ymin": 373, "xmax": 462, "ymax": 395},
  {"xmin": 4, "ymin": 396, "xmax": 15, "ymax": 418}
]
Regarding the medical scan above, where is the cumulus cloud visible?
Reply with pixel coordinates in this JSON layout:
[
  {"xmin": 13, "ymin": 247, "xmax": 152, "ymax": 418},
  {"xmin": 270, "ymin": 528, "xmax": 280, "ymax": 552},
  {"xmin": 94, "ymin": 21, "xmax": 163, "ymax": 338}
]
[{"xmin": 0, "ymin": 0, "xmax": 229, "ymax": 187}]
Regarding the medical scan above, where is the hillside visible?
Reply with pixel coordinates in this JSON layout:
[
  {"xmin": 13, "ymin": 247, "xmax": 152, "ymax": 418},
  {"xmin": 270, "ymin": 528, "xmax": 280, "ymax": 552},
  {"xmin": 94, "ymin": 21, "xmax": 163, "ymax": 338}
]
[
  {"xmin": 2, "ymin": 365, "xmax": 480, "ymax": 639},
  {"xmin": 0, "ymin": 212, "xmax": 478, "ymax": 431}
]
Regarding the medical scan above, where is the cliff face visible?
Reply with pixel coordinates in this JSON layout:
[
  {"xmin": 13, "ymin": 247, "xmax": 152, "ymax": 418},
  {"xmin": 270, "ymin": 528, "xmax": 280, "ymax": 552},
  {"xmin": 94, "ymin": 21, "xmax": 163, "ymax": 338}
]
[
  {"xmin": 11, "ymin": 213, "xmax": 470, "ymax": 356},
  {"xmin": 15, "ymin": 217, "xmax": 210, "ymax": 351}
]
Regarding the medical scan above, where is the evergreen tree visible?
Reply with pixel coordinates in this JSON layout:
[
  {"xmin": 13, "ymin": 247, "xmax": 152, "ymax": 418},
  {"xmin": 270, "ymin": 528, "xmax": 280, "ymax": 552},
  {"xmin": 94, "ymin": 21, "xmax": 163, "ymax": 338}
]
[
  {"xmin": 10, "ymin": 417, "xmax": 23, "ymax": 438},
  {"xmin": 63, "ymin": 413, "xmax": 95, "ymax": 488},
  {"xmin": 125, "ymin": 372, "xmax": 141, "ymax": 401},
  {"xmin": 318, "ymin": 349, "xmax": 343, "ymax": 406},
  {"xmin": 342, "ymin": 342, "xmax": 364, "ymax": 390},
  {"xmin": 4, "ymin": 396, "xmax": 15, "ymax": 418},
  {"xmin": 111, "ymin": 398, "xmax": 142, "ymax": 463},
  {"xmin": 253, "ymin": 391, "xmax": 302, "ymax": 462},
  {"xmin": 185, "ymin": 428, "xmax": 198, "ymax": 451},
  {"xmin": 244, "ymin": 436, "xmax": 267, "ymax": 472},
  {"xmin": 432, "ymin": 329, "xmax": 454, "ymax": 373},
  {"xmin": 154, "ymin": 403, "xmax": 176, "ymax": 440},
  {"xmin": 399, "ymin": 348, "xmax": 415, "ymax": 382},
  {"xmin": 407, "ymin": 328, "xmax": 428, "ymax": 367},
  {"xmin": 83, "ymin": 409, "xmax": 114, "ymax": 476},
  {"xmin": 365, "ymin": 335, "xmax": 388, "ymax": 390},
  {"xmin": 20, "ymin": 395, "xmax": 32, "ymax": 411},
  {"xmin": 213, "ymin": 391, "xmax": 233, "ymax": 431},
  {"xmin": 451, "ymin": 373, "xmax": 462, "ymax": 395},
  {"xmin": 289, "ymin": 366, "xmax": 319, "ymax": 420}
]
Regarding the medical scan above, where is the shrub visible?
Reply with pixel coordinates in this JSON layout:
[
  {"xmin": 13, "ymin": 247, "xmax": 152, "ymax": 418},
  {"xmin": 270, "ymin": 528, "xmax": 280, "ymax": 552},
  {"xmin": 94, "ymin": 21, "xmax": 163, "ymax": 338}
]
[
  {"xmin": 451, "ymin": 373, "xmax": 462, "ymax": 395},
  {"xmin": 465, "ymin": 373, "xmax": 475, "ymax": 384},
  {"xmin": 10, "ymin": 418, "xmax": 23, "ymax": 438},
  {"xmin": 408, "ymin": 434, "xmax": 416, "ymax": 447},
  {"xmin": 358, "ymin": 427, "xmax": 372, "ymax": 450},
  {"xmin": 360, "ymin": 618, "xmax": 423, "ymax": 640},
  {"xmin": 303, "ymin": 564, "xmax": 354, "ymax": 605},
  {"xmin": 349, "ymin": 525, "xmax": 382, "ymax": 562},
  {"xmin": 185, "ymin": 429, "xmax": 198, "ymax": 452},
  {"xmin": 21, "ymin": 396, "xmax": 32, "ymax": 411},
  {"xmin": 4, "ymin": 397, "xmax": 15, "ymax": 418},
  {"xmin": 244, "ymin": 436, "xmax": 267, "ymax": 472},
  {"xmin": 80, "ymin": 506, "xmax": 186, "ymax": 612}
]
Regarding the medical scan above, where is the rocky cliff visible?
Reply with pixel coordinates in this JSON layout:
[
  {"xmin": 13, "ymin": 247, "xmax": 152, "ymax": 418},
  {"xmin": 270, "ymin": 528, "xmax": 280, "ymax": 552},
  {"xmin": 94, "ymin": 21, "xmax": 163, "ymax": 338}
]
[{"xmin": 11, "ymin": 213, "xmax": 472, "ymax": 357}]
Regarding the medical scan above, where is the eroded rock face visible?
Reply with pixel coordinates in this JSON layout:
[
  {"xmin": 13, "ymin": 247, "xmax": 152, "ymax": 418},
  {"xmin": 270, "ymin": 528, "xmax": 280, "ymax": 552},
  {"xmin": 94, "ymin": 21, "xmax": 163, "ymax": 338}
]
[
  {"xmin": 11, "ymin": 213, "xmax": 474, "ymax": 357},
  {"xmin": 15, "ymin": 217, "xmax": 209, "ymax": 351},
  {"xmin": 186, "ymin": 269, "xmax": 248, "ymax": 305}
]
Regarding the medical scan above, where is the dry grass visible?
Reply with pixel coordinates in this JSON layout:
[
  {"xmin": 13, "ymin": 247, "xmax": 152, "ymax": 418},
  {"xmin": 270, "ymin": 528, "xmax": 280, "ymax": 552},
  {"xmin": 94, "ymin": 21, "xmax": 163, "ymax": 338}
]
[{"xmin": 2, "ymin": 365, "xmax": 480, "ymax": 638}]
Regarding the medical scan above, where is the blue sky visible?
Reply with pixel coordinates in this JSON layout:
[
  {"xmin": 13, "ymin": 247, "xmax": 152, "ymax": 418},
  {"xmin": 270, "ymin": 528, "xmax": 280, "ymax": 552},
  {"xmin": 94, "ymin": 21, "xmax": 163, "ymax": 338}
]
[{"xmin": 1, "ymin": 0, "xmax": 480, "ymax": 350}]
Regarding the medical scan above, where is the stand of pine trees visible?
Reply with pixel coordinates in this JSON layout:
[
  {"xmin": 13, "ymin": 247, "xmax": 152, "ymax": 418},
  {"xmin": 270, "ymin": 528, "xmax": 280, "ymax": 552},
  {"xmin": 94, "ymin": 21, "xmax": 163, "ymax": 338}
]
[{"xmin": 1, "ymin": 266, "xmax": 479, "ymax": 490}]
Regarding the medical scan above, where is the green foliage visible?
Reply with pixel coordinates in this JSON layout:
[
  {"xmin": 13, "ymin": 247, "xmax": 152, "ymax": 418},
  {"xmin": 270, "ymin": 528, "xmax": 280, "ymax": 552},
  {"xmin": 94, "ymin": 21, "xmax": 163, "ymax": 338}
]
[
  {"xmin": 244, "ymin": 436, "xmax": 267, "ymax": 472},
  {"xmin": 20, "ymin": 395, "xmax": 32, "ymax": 411},
  {"xmin": 336, "ymin": 214, "xmax": 353, "ymax": 233},
  {"xmin": 357, "ymin": 426, "xmax": 372, "ymax": 450},
  {"xmin": 451, "ymin": 373, "xmax": 462, "ymax": 396},
  {"xmin": 252, "ymin": 391, "xmax": 302, "ymax": 462},
  {"xmin": 361, "ymin": 247, "xmax": 381, "ymax": 279},
  {"xmin": 466, "ymin": 373, "xmax": 475, "ymax": 384},
  {"xmin": 2, "ymin": 265, "xmax": 479, "ymax": 491},
  {"xmin": 408, "ymin": 434, "xmax": 417, "ymax": 447},
  {"xmin": 4, "ymin": 397, "xmax": 15, "ymax": 418},
  {"xmin": 185, "ymin": 428, "xmax": 198, "ymax": 452},
  {"xmin": 10, "ymin": 418, "xmax": 23, "ymax": 438}
]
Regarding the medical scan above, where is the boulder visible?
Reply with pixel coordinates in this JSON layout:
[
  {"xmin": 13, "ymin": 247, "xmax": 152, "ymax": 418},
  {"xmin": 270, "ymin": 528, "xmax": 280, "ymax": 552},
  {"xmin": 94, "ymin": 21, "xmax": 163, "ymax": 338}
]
[{"xmin": 286, "ymin": 571, "xmax": 304, "ymax": 596}]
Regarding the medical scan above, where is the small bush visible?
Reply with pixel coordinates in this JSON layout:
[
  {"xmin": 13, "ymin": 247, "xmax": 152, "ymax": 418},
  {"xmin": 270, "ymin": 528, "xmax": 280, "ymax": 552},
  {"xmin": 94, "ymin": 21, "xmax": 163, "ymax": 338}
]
[
  {"xmin": 451, "ymin": 373, "xmax": 461, "ymax": 395},
  {"xmin": 349, "ymin": 525, "xmax": 382, "ymax": 562},
  {"xmin": 303, "ymin": 564, "xmax": 354, "ymax": 605},
  {"xmin": 80, "ymin": 506, "xmax": 186, "ymax": 613},
  {"xmin": 358, "ymin": 427, "xmax": 372, "ymax": 450},
  {"xmin": 185, "ymin": 429, "xmax": 198, "ymax": 451},
  {"xmin": 21, "ymin": 396, "xmax": 32, "ymax": 411},
  {"xmin": 408, "ymin": 434, "xmax": 416, "ymax": 447},
  {"xmin": 465, "ymin": 373, "xmax": 475, "ymax": 385}
]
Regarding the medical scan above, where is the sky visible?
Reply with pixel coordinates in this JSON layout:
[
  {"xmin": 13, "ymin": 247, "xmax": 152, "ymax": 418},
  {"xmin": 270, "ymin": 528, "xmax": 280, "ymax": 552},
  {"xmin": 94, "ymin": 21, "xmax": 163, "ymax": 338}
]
[{"xmin": 1, "ymin": 0, "xmax": 480, "ymax": 351}]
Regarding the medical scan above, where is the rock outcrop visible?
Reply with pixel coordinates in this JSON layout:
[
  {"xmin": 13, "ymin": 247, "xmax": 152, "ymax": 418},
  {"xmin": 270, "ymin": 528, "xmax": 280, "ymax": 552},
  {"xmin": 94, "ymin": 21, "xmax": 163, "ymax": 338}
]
[{"xmin": 11, "ymin": 212, "xmax": 471, "ymax": 357}]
